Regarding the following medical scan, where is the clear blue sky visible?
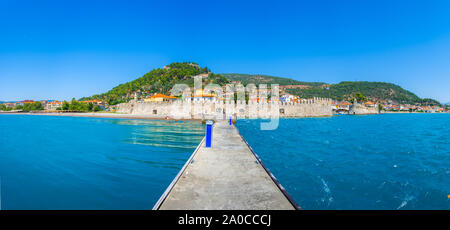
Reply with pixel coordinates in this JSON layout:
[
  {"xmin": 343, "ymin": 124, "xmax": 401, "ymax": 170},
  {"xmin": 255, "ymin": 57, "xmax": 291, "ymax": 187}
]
[{"xmin": 1, "ymin": 0, "xmax": 450, "ymax": 102}]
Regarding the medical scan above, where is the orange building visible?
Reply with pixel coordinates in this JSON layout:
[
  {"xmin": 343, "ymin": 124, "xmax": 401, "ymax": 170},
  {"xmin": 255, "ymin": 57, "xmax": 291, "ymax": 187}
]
[
  {"xmin": 45, "ymin": 101, "xmax": 63, "ymax": 110},
  {"xmin": 144, "ymin": 93, "xmax": 178, "ymax": 102},
  {"xmin": 81, "ymin": 100, "xmax": 107, "ymax": 107},
  {"xmin": 364, "ymin": 101, "xmax": 376, "ymax": 107}
]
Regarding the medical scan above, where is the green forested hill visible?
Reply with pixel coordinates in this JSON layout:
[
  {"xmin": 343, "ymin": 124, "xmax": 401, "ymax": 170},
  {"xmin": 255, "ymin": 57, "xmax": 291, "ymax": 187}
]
[
  {"xmin": 81, "ymin": 64, "xmax": 439, "ymax": 106},
  {"xmin": 80, "ymin": 62, "xmax": 229, "ymax": 105},
  {"xmin": 221, "ymin": 74, "xmax": 439, "ymax": 105},
  {"xmin": 285, "ymin": 81, "xmax": 423, "ymax": 104}
]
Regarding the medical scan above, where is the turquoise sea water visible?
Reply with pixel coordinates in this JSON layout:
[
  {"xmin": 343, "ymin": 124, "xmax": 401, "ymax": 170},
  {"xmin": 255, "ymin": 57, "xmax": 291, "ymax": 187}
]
[
  {"xmin": 236, "ymin": 114, "xmax": 450, "ymax": 210},
  {"xmin": 1, "ymin": 114, "xmax": 449, "ymax": 210},
  {"xmin": 0, "ymin": 115, "xmax": 203, "ymax": 210}
]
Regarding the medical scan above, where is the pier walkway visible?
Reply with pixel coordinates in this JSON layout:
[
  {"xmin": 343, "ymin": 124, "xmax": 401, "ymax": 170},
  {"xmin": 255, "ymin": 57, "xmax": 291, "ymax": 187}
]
[{"xmin": 154, "ymin": 120, "xmax": 298, "ymax": 210}]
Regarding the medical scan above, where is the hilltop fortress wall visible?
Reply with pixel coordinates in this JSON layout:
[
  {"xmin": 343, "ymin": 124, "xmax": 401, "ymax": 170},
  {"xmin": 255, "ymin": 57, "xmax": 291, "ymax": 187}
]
[{"xmin": 115, "ymin": 97, "xmax": 333, "ymax": 119}]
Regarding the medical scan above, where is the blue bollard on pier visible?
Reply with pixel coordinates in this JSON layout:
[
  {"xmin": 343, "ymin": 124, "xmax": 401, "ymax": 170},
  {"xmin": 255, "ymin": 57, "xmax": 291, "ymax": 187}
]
[{"xmin": 205, "ymin": 120, "xmax": 213, "ymax": 148}]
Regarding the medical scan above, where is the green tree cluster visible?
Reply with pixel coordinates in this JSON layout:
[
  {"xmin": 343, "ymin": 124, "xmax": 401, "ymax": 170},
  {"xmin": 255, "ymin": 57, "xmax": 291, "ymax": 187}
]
[
  {"xmin": 22, "ymin": 102, "xmax": 44, "ymax": 111},
  {"xmin": 61, "ymin": 99, "xmax": 102, "ymax": 112},
  {"xmin": 353, "ymin": 92, "xmax": 367, "ymax": 103},
  {"xmin": 0, "ymin": 102, "xmax": 43, "ymax": 111},
  {"xmin": 0, "ymin": 104, "xmax": 8, "ymax": 111}
]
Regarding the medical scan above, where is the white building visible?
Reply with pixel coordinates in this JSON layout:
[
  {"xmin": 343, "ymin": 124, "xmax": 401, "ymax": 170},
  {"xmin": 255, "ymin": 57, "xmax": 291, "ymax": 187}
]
[{"xmin": 280, "ymin": 94, "xmax": 295, "ymax": 103}]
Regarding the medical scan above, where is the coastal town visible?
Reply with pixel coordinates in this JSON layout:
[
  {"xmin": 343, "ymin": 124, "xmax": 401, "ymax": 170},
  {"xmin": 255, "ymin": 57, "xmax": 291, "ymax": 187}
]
[
  {"xmin": 1, "ymin": 67, "xmax": 449, "ymax": 115},
  {"xmin": 1, "ymin": 90, "xmax": 449, "ymax": 115},
  {"xmin": 277, "ymin": 93, "xmax": 449, "ymax": 114},
  {"xmin": 2, "ymin": 0, "xmax": 450, "ymax": 214},
  {"xmin": 4, "ymin": 62, "xmax": 447, "ymax": 116},
  {"xmin": 0, "ymin": 99, "xmax": 108, "ymax": 112}
]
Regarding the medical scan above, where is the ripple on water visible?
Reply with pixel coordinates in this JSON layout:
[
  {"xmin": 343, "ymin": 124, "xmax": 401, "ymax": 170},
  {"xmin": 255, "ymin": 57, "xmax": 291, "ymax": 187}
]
[
  {"xmin": 236, "ymin": 114, "xmax": 450, "ymax": 210},
  {"xmin": 0, "ymin": 115, "xmax": 204, "ymax": 209}
]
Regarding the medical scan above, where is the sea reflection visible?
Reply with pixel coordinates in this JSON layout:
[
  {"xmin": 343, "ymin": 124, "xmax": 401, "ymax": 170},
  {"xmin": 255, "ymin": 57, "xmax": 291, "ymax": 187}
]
[{"xmin": 106, "ymin": 119, "xmax": 204, "ymax": 149}]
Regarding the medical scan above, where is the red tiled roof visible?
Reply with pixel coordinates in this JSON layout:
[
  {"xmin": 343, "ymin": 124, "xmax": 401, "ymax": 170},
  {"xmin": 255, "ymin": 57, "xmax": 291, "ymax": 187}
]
[{"xmin": 149, "ymin": 93, "xmax": 177, "ymax": 99}]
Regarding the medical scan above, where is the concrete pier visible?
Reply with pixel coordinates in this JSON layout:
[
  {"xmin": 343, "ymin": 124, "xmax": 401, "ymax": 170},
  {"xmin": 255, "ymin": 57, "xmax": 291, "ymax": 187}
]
[{"xmin": 154, "ymin": 121, "xmax": 299, "ymax": 210}]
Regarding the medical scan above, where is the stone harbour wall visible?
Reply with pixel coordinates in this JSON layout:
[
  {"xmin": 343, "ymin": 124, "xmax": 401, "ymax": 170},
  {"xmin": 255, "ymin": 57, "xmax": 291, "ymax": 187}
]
[
  {"xmin": 115, "ymin": 97, "xmax": 333, "ymax": 119},
  {"xmin": 349, "ymin": 103, "xmax": 379, "ymax": 115}
]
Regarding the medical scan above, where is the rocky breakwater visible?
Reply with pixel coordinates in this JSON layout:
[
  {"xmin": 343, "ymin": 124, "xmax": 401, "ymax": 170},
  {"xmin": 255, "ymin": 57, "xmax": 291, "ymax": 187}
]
[{"xmin": 349, "ymin": 102, "xmax": 379, "ymax": 115}]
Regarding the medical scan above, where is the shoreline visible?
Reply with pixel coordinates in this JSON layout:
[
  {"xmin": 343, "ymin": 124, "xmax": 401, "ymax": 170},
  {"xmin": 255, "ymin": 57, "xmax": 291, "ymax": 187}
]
[
  {"xmin": 0, "ymin": 112, "xmax": 202, "ymax": 121},
  {"xmin": 0, "ymin": 111, "xmax": 448, "ymax": 120},
  {"xmin": 0, "ymin": 112, "xmax": 334, "ymax": 120},
  {"xmin": 383, "ymin": 111, "xmax": 449, "ymax": 114}
]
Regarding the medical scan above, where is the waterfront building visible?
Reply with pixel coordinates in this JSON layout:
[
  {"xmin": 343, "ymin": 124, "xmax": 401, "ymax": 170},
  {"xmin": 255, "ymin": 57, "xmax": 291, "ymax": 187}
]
[
  {"xmin": 184, "ymin": 89, "xmax": 224, "ymax": 102},
  {"xmin": 338, "ymin": 102, "xmax": 351, "ymax": 111},
  {"xmin": 81, "ymin": 100, "xmax": 107, "ymax": 108},
  {"xmin": 39, "ymin": 100, "xmax": 48, "ymax": 107},
  {"xmin": 144, "ymin": 93, "xmax": 178, "ymax": 102},
  {"xmin": 280, "ymin": 94, "xmax": 296, "ymax": 103},
  {"xmin": 4, "ymin": 103, "xmax": 16, "ymax": 107},
  {"xmin": 364, "ymin": 101, "xmax": 376, "ymax": 107},
  {"xmin": 45, "ymin": 101, "xmax": 63, "ymax": 110},
  {"xmin": 16, "ymin": 100, "xmax": 33, "ymax": 106},
  {"xmin": 331, "ymin": 101, "xmax": 338, "ymax": 111},
  {"xmin": 437, "ymin": 108, "xmax": 445, "ymax": 113}
]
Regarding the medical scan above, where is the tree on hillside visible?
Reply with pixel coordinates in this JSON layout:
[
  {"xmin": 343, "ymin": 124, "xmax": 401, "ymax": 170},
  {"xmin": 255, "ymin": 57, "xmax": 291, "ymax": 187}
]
[
  {"xmin": 421, "ymin": 98, "xmax": 440, "ymax": 106},
  {"xmin": 354, "ymin": 92, "xmax": 367, "ymax": 103}
]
